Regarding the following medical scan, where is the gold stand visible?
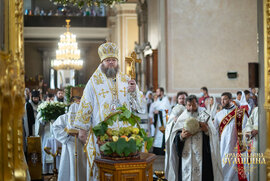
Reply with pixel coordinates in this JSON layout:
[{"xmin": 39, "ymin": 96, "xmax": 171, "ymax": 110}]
[
  {"xmin": 44, "ymin": 147, "xmax": 61, "ymax": 181},
  {"xmin": 154, "ymin": 170, "xmax": 165, "ymax": 181},
  {"xmin": 65, "ymin": 128, "xmax": 79, "ymax": 181}
]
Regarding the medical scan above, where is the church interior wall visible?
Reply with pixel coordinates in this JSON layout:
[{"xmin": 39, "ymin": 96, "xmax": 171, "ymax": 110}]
[
  {"xmin": 111, "ymin": 3, "xmax": 138, "ymax": 73},
  {"xmin": 163, "ymin": 0, "xmax": 258, "ymax": 95},
  {"xmin": 24, "ymin": 41, "xmax": 102, "ymax": 88},
  {"xmin": 24, "ymin": 42, "xmax": 44, "ymax": 79}
]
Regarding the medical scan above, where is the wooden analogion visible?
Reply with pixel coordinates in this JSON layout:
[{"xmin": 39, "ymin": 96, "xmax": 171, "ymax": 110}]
[{"xmin": 95, "ymin": 153, "xmax": 156, "ymax": 181}]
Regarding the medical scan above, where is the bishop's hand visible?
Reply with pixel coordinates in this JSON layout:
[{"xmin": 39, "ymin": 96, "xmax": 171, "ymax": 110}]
[
  {"xmin": 78, "ymin": 129, "xmax": 88, "ymax": 144},
  {"xmin": 128, "ymin": 79, "xmax": 136, "ymax": 92}
]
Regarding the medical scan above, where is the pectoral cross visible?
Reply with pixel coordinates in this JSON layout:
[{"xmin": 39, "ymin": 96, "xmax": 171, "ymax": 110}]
[
  {"xmin": 125, "ymin": 51, "xmax": 142, "ymax": 79},
  {"xmin": 99, "ymin": 88, "xmax": 109, "ymax": 98},
  {"xmin": 120, "ymin": 87, "xmax": 126, "ymax": 97}
]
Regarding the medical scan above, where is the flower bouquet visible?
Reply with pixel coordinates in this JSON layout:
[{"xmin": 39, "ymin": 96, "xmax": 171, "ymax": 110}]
[
  {"xmin": 93, "ymin": 106, "xmax": 153, "ymax": 160},
  {"xmin": 37, "ymin": 101, "xmax": 67, "ymax": 122}
]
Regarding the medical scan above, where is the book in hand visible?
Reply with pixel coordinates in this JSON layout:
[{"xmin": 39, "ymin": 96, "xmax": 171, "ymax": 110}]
[{"xmin": 197, "ymin": 110, "xmax": 211, "ymax": 123}]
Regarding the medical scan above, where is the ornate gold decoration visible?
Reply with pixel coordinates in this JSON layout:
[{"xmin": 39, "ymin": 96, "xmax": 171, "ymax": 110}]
[
  {"xmin": 93, "ymin": 73, "xmax": 104, "ymax": 85},
  {"xmin": 98, "ymin": 42, "xmax": 119, "ymax": 62},
  {"xmin": 264, "ymin": 0, "xmax": 270, "ymax": 179},
  {"xmin": 103, "ymin": 102, "xmax": 110, "ymax": 118},
  {"xmin": 120, "ymin": 72, "xmax": 128, "ymax": 82},
  {"xmin": 125, "ymin": 51, "xmax": 142, "ymax": 79},
  {"xmin": 120, "ymin": 87, "xmax": 127, "ymax": 97},
  {"xmin": 99, "ymin": 88, "xmax": 109, "ymax": 98},
  {"xmin": 75, "ymin": 95, "xmax": 93, "ymax": 124},
  {"xmin": 51, "ymin": 19, "xmax": 83, "ymax": 70},
  {"xmin": 0, "ymin": 0, "xmax": 28, "ymax": 180}
]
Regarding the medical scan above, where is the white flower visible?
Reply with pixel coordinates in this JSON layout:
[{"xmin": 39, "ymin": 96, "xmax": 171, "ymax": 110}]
[
  {"xmin": 37, "ymin": 102, "xmax": 49, "ymax": 111},
  {"xmin": 184, "ymin": 117, "xmax": 200, "ymax": 135}
]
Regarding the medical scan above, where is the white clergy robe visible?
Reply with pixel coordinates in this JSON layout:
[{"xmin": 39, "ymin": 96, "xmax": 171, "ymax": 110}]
[
  {"xmin": 52, "ymin": 103, "xmax": 87, "ymax": 181},
  {"xmin": 152, "ymin": 96, "xmax": 171, "ymax": 149},
  {"xmin": 214, "ymin": 105, "xmax": 248, "ymax": 181},
  {"xmin": 35, "ymin": 111, "xmax": 55, "ymax": 174},
  {"xmin": 148, "ymin": 100, "xmax": 157, "ymax": 137},
  {"xmin": 164, "ymin": 104, "xmax": 185, "ymax": 177},
  {"xmin": 73, "ymin": 65, "xmax": 146, "ymax": 180},
  {"xmin": 243, "ymin": 107, "xmax": 258, "ymax": 181},
  {"xmin": 167, "ymin": 107, "xmax": 222, "ymax": 181}
]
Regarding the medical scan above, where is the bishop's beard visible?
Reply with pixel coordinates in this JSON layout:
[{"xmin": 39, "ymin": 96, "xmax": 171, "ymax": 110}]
[{"xmin": 101, "ymin": 64, "xmax": 119, "ymax": 78}]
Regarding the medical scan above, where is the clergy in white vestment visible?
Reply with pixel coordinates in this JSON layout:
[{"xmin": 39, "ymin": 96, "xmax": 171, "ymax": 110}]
[
  {"xmin": 214, "ymin": 92, "xmax": 248, "ymax": 181},
  {"xmin": 243, "ymin": 107, "xmax": 259, "ymax": 181},
  {"xmin": 73, "ymin": 42, "xmax": 146, "ymax": 180},
  {"xmin": 164, "ymin": 91, "xmax": 187, "ymax": 177},
  {"xmin": 152, "ymin": 87, "xmax": 171, "ymax": 155},
  {"xmin": 52, "ymin": 102, "xmax": 87, "ymax": 181},
  {"xmin": 167, "ymin": 95, "xmax": 223, "ymax": 181},
  {"xmin": 35, "ymin": 101, "xmax": 55, "ymax": 174},
  {"xmin": 148, "ymin": 93, "xmax": 158, "ymax": 137}
]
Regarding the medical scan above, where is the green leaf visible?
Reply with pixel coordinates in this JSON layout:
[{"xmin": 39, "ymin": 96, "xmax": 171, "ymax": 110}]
[
  {"xmin": 139, "ymin": 128, "xmax": 147, "ymax": 137},
  {"xmin": 135, "ymin": 139, "xmax": 143, "ymax": 149},
  {"xmin": 124, "ymin": 139, "xmax": 137, "ymax": 156},
  {"xmin": 106, "ymin": 114, "xmax": 118, "ymax": 126},
  {"xmin": 144, "ymin": 137, "xmax": 154, "ymax": 151},
  {"xmin": 115, "ymin": 138, "xmax": 126, "ymax": 155},
  {"xmin": 109, "ymin": 141, "xmax": 117, "ymax": 153},
  {"xmin": 100, "ymin": 142, "xmax": 112, "ymax": 155},
  {"xmin": 122, "ymin": 109, "xmax": 131, "ymax": 119},
  {"xmin": 93, "ymin": 122, "xmax": 108, "ymax": 137}
]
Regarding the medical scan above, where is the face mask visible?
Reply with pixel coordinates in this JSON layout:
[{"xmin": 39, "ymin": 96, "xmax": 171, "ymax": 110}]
[{"xmin": 199, "ymin": 92, "xmax": 204, "ymax": 97}]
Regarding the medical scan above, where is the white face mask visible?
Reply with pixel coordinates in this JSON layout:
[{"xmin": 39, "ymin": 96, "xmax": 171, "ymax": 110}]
[{"xmin": 200, "ymin": 92, "xmax": 204, "ymax": 97}]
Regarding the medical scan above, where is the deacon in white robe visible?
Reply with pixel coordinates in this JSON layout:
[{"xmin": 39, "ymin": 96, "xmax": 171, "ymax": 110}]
[
  {"xmin": 214, "ymin": 92, "xmax": 248, "ymax": 181},
  {"xmin": 73, "ymin": 42, "xmax": 145, "ymax": 180},
  {"xmin": 152, "ymin": 87, "xmax": 171, "ymax": 155},
  {"xmin": 243, "ymin": 107, "xmax": 259, "ymax": 181},
  {"xmin": 52, "ymin": 103, "xmax": 87, "ymax": 181},
  {"xmin": 167, "ymin": 95, "xmax": 222, "ymax": 181},
  {"xmin": 164, "ymin": 103, "xmax": 185, "ymax": 177}
]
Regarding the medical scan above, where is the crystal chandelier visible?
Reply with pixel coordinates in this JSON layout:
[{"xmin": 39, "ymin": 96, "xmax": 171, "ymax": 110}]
[{"xmin": 51, "ymin": 19, "xmax": 83, "ymax": 70}]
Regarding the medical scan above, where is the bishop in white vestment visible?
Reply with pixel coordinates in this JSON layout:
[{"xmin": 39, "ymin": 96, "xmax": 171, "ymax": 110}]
[
  {"xmin": 167, "ymin": 95, "xmax": 222, "ymax": 181},
  {"xmin": 52, "ymin": 103, "xmax": 87, "ymax": 181},
  {"xmin": 73, "ymin": 42, "xmax": 145, "ymax": 180}
]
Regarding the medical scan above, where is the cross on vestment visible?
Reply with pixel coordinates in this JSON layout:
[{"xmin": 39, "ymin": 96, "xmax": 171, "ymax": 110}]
[
  {"xmin": 125, "ymin": 51, "xmax": 142, "ymax": 80},
  {"xmin": 99, "ymin": 88, "xmax": 109, "ymax": 98},
  {"xmin": 120, "ymin": 87, "xmax": 126, "ymax": 97}
]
